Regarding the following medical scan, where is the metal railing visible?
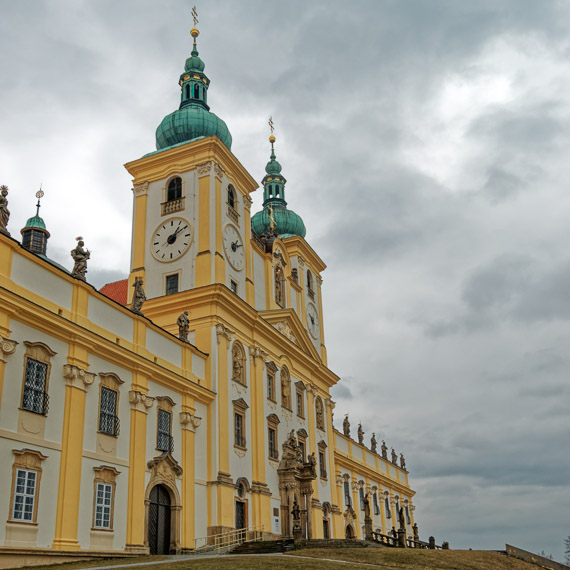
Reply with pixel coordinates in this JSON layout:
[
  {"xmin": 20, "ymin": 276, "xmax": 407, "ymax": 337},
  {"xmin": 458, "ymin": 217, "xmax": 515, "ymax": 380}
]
[{"xmin": 194, "ymin": 525, "xmax": 265, "ymax": 554}]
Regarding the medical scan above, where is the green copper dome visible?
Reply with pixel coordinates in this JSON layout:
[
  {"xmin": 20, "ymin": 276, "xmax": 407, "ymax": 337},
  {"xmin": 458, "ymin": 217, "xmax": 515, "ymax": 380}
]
[
  {"xmin": 251, "ymin": 206, "xmax": 306, "ymax": 239},
  {"xmin": 155, "ymin": 27, "xmax": 232, "ymax": 151},
  {"xmin": 23, "ymin": 215, "xmax": 46, "ymax": 230},
  {"xmin": 251, "ymin": 133, "xmax": 306, "ymax": 239}
]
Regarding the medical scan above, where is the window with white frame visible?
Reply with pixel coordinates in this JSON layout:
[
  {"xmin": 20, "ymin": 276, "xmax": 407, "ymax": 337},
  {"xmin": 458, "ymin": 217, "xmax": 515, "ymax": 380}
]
[
  {"xmin": 12, "ymin": 469, "xmax": 36, "ymax": 521},
  {"xmin": 94, "ymin": 482, "xmax": 112, "ymax": 529}
]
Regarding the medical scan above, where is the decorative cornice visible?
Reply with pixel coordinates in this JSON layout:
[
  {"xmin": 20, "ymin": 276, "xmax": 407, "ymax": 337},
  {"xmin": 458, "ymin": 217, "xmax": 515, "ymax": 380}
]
[
  {"xmin": 132, "ymin": 181, "xmax": 149, "ymax": 195},
  {"xmin": 63, "ymin": 364, "xmax": 95, "ymax": 391},
  {"xmin": 196, "ymin": 161, "xmax": 211, "ymax": 177},
  {"xmin": 180, "ymin": 412, "xmax": 201, "ymax": 432},
  {"xmin": 129, "ymin": 390, "xmax": 155, "ymax": 413},
  {"xmin": 251, "ymin": 481, "xmax": 272, "ymax": 496},
  {"xmin": 216, "ymin": 323, "xmax": 235, "ymax": 344},
  {"xmin": 0, "ymin": 337, "xmax": 17, "ymax": 362}
]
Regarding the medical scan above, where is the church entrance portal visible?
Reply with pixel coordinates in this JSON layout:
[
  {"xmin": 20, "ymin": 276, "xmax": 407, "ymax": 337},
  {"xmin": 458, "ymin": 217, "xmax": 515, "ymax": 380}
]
[{"xmin": 148, "ymin": 485, "xmax": 171, "ymax": 555}]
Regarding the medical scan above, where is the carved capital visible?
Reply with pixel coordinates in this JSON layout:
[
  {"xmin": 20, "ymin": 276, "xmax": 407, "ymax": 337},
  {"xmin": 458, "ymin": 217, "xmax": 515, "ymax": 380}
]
[
  {"xmin": 196, "ymin": 162, "xmax": 211, "ymax": 177},
  {"xmin": 132, "ymin": 181, "xmax": 149, "ymax": 195},
  {"xmin": 316, "ymin": 275, "xmax": 323, "ymax": 286},
  {"xmin": 305, "ymin": 383, "xmax": 317, "ymax": 395},
  {"xmin": 0, "ymin": 337, "xmax": 17, "ymax": 362},
  {"xmin": 244, "ymin": 195, "xmax": 252, "ymax": 212},
  {"xmin": 297, "ymin": 256, "xmax": 306, "ymax": 268},
  {"xmin": 248, "ymin": 345, "xmax": 268, "ymax": 360},
  {"xmin": 180, "ymin": 412, "xmax": 202, "ymax": 432},
  {"xmin": 325, "ymin": 398, "xmax": 335, "ymax": 410},
  {"xmin": 335, "ymin": 474, "xmax": 344, "ymax": 487},
  {"xmin": 63, "ymin": 364, "xmax": 95, "ymax": 391},
  {"xmin": 216, "ymin": 323, "xmax": 234, "ymax": 344},
  {"xmin": 129, "ymin": 390, "xmax": 155, "ymax": 413},
  {"xmin": 214, "ymin": 163, "xmax": 224, "ymax": 180},
  {"xmin": 351, "ymin": 481, "xmax": 359, "ymax": 492}
]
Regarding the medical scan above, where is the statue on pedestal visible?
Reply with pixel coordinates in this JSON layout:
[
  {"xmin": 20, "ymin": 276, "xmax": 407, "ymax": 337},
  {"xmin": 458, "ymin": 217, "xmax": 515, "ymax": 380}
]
[
  {"xmin": 177, "ymin": 311, "xmax": 189, "ymax": 342},
  {"xmin": 0, "ymin": 185, "xmax": 10, "ymax": 235},
  {"xmin": 381, "ymin": 440, "xmax": 388, "ymax": 459},
  {"xmin": 131, "ymin": 276, "xmax": 146, "ymax": 314},
  {"xmin": 357, "ymin": 423, "xmax": 364, "ymax": 445},
  {"xmin": 370, "ymin": 433, "xmax": 377, "ymax": 453},
  {"xmin": 71, "ymin": 237, "xmax": 90, "ymax": 280},
  {"xmin": 343, "ymin": 415, "xmax": 350, "ymax": 437}
]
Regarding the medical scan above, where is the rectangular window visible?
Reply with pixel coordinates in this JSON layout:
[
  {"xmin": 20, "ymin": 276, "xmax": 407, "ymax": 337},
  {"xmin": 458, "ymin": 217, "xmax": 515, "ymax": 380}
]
[
  {"xmin": 405, "ymin": 506, "xmax": 411, "ymax": 524},
  {"xmin": 359, "ymin": 488, "xmax": 365, "ymax": 510},
  {"xmin": 157, "ymin": 409, "xmax": 172, "ymax": 452},
  {"xmin": 344, "ymin": 481, "xmax": 352, "ymax": 507},
  {"xmin": 94, "ymin": 482, "xmax": 112, "ymax": 529},
  {"xmin": 268, "ymin": 427, "xmax": 278, "ymax": 460},
  {"xmin": 298, "ymin": 440, "xmax": 305, "ymax": 461},
  {"xmin": 230, "ymin": 280, "xmax": 238, "ymax": 294},
  {"xmin": 99, "ymin": 387, "xmax": 119, "ymax": 436},
  {"xmin": 319, "ymin": 451, "xmax": 327, "ymax": 479},
  {"xmin": 373, "ymin": 493, "xmax": 380, "ymax": 515},
  {"xmin": 296, "ymin": 391, "xmax": 304, "ymax": 417},
  {"xmin": 22, "ymin": 358, "xmax": 48, "ymax": 415},
  {"xmin": 267, "ymin": 373, "xmax": 275, "ymax": 401},
  {"xmin": 165, "ymin": 274, "xmax": 179, "ymax": 295},
  {"xmin": 234, "ymin": 411, "xmax": 246, "ymax": 448},
  {"xmin": 12, "ymin": 469, "xmax": 36, "ymax": 521},
  {"xmin": 385, "ymin": 497, "xmax": 391, "ymax": 519}
]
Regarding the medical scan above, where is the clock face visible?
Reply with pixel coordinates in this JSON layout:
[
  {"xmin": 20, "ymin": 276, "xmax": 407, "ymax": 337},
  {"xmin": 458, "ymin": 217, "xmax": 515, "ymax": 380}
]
[
  {"xmin": 307, "ymin": 303, "xmax": 319, "ymax": 339},
  {"xmin": 151, "ymin": 217, "xmax": 193, "ymax": 262},
  {"xmin": 223, "ymin": 224, "xmax": 244, "ymax": 271}
]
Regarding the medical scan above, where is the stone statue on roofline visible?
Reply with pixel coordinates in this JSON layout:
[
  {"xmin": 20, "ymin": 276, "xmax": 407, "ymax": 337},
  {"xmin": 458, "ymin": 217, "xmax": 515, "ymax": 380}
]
[
  {"xmin": 0, "ymin": 185, "xmax": 10, "ymax": 235},
  {"xmin": 71, "ymin": 237, "xmax": 90, "ymax": 280},
  {"xmin": 370, "ymin": 433, "xmax": 377, "ymax": 453},
  {"xmin": 391, "ymin": 448, "xmax": 398, "ymax": 465},
  {"xmin": 131, "ymin": 276, "xmax": 146, "ymax": 314},
  {"xmin": 177, "ymin": 311, "xmax": 190, "ymax": 342},
  {"xmin": 381, "ymin": 440, "xmax": 388, "ymax": 459},
  {"xmin": 343, "ymin": 414, "xmax": 350, "ymax": 437},
  {"xmin": 357, "ymin": 423, "xmax": 364, "ymax": 445},
  {"xmin": 400, "ymin": 453, "xmax": 406, "ymax": 471}
]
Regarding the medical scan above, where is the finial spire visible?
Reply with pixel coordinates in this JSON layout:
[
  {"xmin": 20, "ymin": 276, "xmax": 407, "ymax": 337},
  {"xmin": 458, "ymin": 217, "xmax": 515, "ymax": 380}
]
[
  {"xmin": 190, "ymin": 6, "xmax": 200, "ymax": 51},
  {"xmin": 35, "ymin": 186, "xmax": 44, "ymax": 217}
]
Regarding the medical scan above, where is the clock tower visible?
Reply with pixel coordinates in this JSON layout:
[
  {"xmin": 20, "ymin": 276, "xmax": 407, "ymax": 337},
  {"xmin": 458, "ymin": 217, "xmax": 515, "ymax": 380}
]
[{"xmin": 124, "ymin": 22, "xmax": 257, "ymax": 311}]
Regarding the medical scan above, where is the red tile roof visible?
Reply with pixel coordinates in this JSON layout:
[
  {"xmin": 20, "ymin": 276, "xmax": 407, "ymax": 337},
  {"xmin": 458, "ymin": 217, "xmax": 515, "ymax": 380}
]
[{"xmin": 99, "ymin": 278, "xmax": 128, "ymax": 306}]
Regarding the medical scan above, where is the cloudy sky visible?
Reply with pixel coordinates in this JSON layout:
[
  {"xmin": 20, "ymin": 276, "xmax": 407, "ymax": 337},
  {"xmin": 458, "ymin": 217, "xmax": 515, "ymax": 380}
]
[{"xmin": 2, "ymin": 0, "xmax": 570, "ymax": 561}]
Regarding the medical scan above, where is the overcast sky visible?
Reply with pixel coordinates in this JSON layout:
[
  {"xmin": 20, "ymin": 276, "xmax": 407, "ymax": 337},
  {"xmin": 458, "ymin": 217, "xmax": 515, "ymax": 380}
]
[{"xmin": 2, "ymin": 0, "xmax": 570, "ymax": 561}]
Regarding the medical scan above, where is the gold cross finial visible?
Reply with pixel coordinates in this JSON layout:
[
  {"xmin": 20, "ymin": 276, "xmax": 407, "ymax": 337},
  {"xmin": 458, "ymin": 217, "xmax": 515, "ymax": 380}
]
[
  {"xmin": 192, "ymin": 6, "xmax": 199, "ymax": 27},
  {"xmin": 268, "ymin": 116, "xmax": 275, "ymax": 136}
]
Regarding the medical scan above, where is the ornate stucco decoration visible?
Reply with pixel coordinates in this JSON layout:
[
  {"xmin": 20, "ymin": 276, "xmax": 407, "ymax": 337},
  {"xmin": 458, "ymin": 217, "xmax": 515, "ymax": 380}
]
[
  {"xmin": 214, "ymin": 163, "xmax": 224, "ymax": 180},
  {"xmin": 216, "ymin": 323, "xmax": 235, "ymax": 344},
  {"xmin": 129, "ymin": 390, "xmax": 155, "ymax": 413},
  {"xmin": 297, "ymin": 256, "xmax": 306, "ymax": 268},
  {"xmin": 335, "ymin": 474, "xmax": 344, "ymax": 487},
  {"xmin": 316, "ymin": 275, "xmax": 323, "ymax": 287},
  {"xmin": 274, "ymin": 321, "xmax": 296, "ymax": 343},
  {"xmin": 63, "ymin": 364, "xmax": 95, "ymax": 391},
  {"xmin": 351, "ymin": 481, "xmax": 359, "ymax": 492},
  {"xmin": 0, "ymin": 336, "xmax": 17, "ymax": 362},
  {"xmin": 196, "ymin": 161, "xmax": 211, "ymax": 177},
  {"xmin": 244, "ymin": 195, "xmax": 252, "ymax": 212},
  {"xmin": 147, "ymin": 453, "xmax": 183, "ymax": 486},
  {"xmin": 179, "ymin": 412, "xmax": 201, "ymax": 432},
  {"xmin": 248, "ymin": 345, "xmax": 268, "ymax": 361},
  {"xmin": 132, "ymin": 181, "xmax": 149, "ymax": 195}
]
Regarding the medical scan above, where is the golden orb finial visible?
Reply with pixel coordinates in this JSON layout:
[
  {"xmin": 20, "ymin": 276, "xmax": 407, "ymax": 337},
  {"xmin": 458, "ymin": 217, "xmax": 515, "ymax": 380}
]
[
  {"xmin": 268, "ymin": 116, "xmax": 276, "ymax": 144},
  {"xmin": 269, "ymin": 134, "xmax": 276, "ymax": 144}
]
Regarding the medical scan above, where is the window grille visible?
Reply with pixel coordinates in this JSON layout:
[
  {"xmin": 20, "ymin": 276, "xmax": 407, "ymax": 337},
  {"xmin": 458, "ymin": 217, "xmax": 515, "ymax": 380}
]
[
  {"xmin": 268, "ymin": 427, "xmax": 278, "ymax": 459},
  {"xmin": 94, "ymin": 482, "xmax": 113, "ymax": 529},
  {"xmin": 344, "ymin": 481, "xmax": 352, "ymax": 507},
  {"xmin": 167, "ymin": 178, "xmax": 182, "ymax": 202},
  {"xmin": 22, "ymin": 358, "xmax": 49, "ymax": 415},
  {"xmin": 227, "ymin": 186, "xmax": 235, "ymax": 208},
  {"xmin": 157, "ymin": 409, "xmax": 173, "ymax": 452},
  {"xmin": 99, "ymin": 387, "xmax": 120, "ymax": 436},
  {"xmin": 267, "ymin": 374, "xmax": 274, "ymax": 400},
  {"xmin": 165, "ymin": 274, "xmax": 179, "ymax": 295},
  {"xmin": 296, "ymin": 392, "xmax": 303, "ymax": 417},
  {"xmin": 12, "ymin": 469, "xmax": 36, "ymax": 521},
  {"xmin": 234, "ymin": 412, "xmax": 246, "ymax": 448}
]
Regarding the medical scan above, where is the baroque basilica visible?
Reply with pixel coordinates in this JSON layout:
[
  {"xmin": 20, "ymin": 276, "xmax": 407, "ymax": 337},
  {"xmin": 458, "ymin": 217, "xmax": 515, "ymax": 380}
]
[{"xmin": 0, "ymin": 14, "xmax": 417, "ymax": 563}]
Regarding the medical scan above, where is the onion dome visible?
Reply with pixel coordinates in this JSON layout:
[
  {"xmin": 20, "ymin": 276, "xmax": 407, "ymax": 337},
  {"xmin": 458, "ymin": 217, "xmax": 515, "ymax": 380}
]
[
  {"xmin": 251, "ymin": 129, "xmax": 306, "ymax": 239},
  {"xmin": 155, "ymin": 24, "xmax": 232, "ymax": 151},
  {"xmin": 21, "ymin": 189, "xmax": 50, "ymax": 255}
]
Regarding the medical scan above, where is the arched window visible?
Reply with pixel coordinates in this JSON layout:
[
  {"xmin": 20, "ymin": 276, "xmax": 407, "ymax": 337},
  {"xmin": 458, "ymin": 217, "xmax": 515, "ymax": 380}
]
[
  {"xmin": 275, "ymin": 186, "xmax": 279, "ymax": 197},
  {"xmin": 193, "ymin": 84, "xmax": 200, "ymax": 98},
  {"xmin": 167, "ymin": 177, "xmax": 182, "ymax": 202},
  {"xmin": 231, "ymin": 341, "xmax": 246, "ymax": 386},
  {"xmin": 307, "ymin": 270, "xmax": 314, "ymax": 292},
  {"xmin": 185, "ymin": 84, "xmax": 190, "ymax": 99},
  {"xmin": 275, "ymin": 265, "xmax": 285, "ymax": 307},
  {"xmin": 280, "ymin": 366, "xmax": 291, "ymax": 410},
  {"xmin": 227, "ymin": 185, "xmax": 235, "ymax": 208}
]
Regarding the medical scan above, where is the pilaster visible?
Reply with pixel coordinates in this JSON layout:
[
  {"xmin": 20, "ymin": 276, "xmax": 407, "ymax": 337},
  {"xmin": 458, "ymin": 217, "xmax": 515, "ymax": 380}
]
[
  {"xmin": 129, "ymin": 181, "xmax": 149, "ymax": 303},
  {"xmin": 196, "ymin": 163, "xmax": 212, "ymax": 287},
  {"xmin": 0, "ymin": 335, "xmax": 17, "ymax": 408},
  {"xmin": 125, "ymin": 388, "xmax": 154, "ymax": 552},
  {"xmin": 52, "ymin": 364, "xmax": 95, "ymax": 550},
  {"xmin": 243, "ymin": 196, "xmax": 255, "ymax": 305}
]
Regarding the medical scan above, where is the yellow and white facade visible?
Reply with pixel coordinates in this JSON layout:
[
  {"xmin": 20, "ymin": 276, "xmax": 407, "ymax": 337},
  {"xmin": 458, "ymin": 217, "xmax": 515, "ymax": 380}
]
[{"xmin": 0, "ymin": 18, "xmax": 416, "ymax": 565}]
